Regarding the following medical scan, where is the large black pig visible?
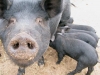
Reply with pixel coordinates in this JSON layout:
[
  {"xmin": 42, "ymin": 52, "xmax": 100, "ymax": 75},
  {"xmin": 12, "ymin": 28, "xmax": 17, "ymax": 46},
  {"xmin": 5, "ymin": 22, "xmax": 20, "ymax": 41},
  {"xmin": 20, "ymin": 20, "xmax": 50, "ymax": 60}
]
[{"xmin": 0, "ymin": 0, "xmax": 71, "ymax": 71}]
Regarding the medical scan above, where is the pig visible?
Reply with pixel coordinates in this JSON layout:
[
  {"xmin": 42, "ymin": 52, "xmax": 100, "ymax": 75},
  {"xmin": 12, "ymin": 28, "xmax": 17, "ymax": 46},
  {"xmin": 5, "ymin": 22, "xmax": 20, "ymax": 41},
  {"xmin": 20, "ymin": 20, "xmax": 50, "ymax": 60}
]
[
  {"xmin": 0, "ymin": 4, "xmax": 51, "ymax": 67},
  {"xmin": 59, "ymin": 32, "xmax": 97, "ymax": 48},
  {"xmin": 66, "ymin": 23, "xmax": 96, "ymax": 33},
  {"xmin": 0, "ymin": 0, "xmax": 72, "ymax": 74},
  {"xmin": 49, "ymin": 33, "xmax": 98, "ymax": 75},
  {"xmin": 59, "ymin": 23, "xmax": 96, "ymax": 33},
  {"xmin": 62, "ymin": 27, "xmax": 99, "ymax": 42}
]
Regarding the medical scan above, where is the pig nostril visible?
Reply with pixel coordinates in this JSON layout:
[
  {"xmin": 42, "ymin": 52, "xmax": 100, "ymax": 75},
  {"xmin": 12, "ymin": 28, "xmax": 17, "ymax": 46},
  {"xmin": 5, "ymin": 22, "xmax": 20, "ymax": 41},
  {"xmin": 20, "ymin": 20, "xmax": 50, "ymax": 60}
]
[
  {"xmin": 27, "ymin": 43, "xmax": 34, "ymax": 49},
  {"xmin": 12, "ymin": 42, "xmax": 19, "ymax": 49}
]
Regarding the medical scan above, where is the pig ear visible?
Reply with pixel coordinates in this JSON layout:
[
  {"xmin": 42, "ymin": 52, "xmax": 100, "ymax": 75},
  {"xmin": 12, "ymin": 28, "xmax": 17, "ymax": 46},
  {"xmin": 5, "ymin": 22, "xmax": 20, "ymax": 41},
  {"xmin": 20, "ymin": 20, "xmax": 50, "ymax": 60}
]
[
  {"xmin": 0, "ymin": 0, "xmax": 13, "ymax": 17},
  {"xmin": 42, "ymin": 0, "xmax": 63, "ymax": 18}
]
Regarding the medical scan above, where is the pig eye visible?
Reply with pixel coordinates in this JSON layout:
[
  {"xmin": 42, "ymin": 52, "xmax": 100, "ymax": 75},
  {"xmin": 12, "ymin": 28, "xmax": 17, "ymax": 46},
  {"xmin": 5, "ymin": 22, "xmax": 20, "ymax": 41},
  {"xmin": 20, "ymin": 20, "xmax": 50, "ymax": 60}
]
[
  {"xmin": 9, "ymin": 18, "xmax": 16, "ymax": 24},
  {"xmin": 36, "ymin": 17, "xmax": 44, "ymax": 26}
]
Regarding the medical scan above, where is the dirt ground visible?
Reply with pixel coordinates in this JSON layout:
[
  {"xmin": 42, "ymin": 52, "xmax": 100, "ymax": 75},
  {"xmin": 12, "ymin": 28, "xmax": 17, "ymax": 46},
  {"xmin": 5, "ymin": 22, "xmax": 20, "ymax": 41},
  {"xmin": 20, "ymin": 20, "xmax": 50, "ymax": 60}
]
[{"xmin": 0, "ymin": 0, "xmax": 100, "ymax": 75}]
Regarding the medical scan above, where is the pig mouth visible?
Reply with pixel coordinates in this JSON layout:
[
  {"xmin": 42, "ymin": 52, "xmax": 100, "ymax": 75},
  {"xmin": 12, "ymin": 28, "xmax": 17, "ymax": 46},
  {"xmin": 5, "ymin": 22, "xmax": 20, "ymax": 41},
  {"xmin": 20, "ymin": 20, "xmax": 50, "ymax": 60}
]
[
  {"xmin": 7, "ymin": 49, "xmax": 39, "ymax": 66},
  {"xmin": 11, "ymin": 53, "xmax": 36, "ymax": 66},
  {"xmin": 10, "ymin": 52, "xmax": 36, "ymax": 60}
]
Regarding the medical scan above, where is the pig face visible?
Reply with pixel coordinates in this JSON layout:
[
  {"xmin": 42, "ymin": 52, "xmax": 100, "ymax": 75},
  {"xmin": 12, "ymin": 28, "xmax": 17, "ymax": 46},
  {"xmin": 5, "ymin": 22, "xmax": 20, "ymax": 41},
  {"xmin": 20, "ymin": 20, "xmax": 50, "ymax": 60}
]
[{"xmin": 0, "ymin": 0, "xmax": 62, "ymax": 67}]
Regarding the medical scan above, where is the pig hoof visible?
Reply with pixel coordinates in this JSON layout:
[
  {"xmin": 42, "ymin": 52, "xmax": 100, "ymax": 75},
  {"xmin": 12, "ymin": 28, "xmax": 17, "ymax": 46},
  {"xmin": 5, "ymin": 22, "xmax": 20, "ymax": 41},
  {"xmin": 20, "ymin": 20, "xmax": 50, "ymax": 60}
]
[
  {"xmin": 17, "ymin": 67, "xmax": 25, "ymax": 75},
  {"xmin": 56, "ymin": 61, "xmax": 60, "ymax": 64},
  {"xmin": 67, "ymin": 17, "xmax": 74, "ymax": 24},
  {"xmin": 38, "ymin": 60, "xmax": 45, "ymax": 67},
  {"xmin": 17, "ymin": 73, "xmax": 25, "ymax": 75},
  {"xmin": 38, "ymin": 61, "xmax": 45, "ymax": 67},
  {"xmin": 38, "ymin": 56, "xmax": 45, "ymax": 67},
  {"xmin": 67, "ymin": 71, "xmax": 75, "ymax": 75},
  {"xmin": 67, "ymin": 73, "xmax": 74, "ymax": 75},
  {"xmin": 0, "ymin": 54, "xmax": 1, "ymax": 57}
]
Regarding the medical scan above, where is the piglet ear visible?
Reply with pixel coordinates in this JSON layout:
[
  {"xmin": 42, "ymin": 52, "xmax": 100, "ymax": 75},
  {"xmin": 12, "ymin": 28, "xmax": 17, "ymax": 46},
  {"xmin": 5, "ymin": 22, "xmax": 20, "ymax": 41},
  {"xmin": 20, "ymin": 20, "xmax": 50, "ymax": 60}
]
[{"xmin": 42, "ymin": 0, "xmax": 63, "ymax": 18}]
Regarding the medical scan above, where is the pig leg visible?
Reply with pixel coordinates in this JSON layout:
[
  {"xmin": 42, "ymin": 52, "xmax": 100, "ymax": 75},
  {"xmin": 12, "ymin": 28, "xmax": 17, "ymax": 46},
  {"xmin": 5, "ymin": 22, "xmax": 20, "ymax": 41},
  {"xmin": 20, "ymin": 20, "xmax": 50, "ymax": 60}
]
[
  {"xmin": 59, "ymin": 17, "xmax": 74, "ymax": 27},
  {"xmin": 56, "ymin": 53, "xmax": 64, "ymax": 64},
  {"xmin": 38, "ymin": 56, "xmax": 45, "ymax": 66},
  {"xmin": 0, "ymin": 53, "xmax": 1, "ymax": 57},
  {"xmin": 86, "ymin": 67, "xmax": 94, "ymax": 75},
  {"xmin": 67, "ymin": 17, "xmax": 74, "ymax": 24},
  {"xmin": 67, "ymin": 61, "xmax": 86, "ymax": 75},
  {"xmin": 59, "ymin": 0, "xmax": 71, "ymax": 27},
  {"xmin": 17, "ymin": 67, "xmax": 25, "ymax": 75}
]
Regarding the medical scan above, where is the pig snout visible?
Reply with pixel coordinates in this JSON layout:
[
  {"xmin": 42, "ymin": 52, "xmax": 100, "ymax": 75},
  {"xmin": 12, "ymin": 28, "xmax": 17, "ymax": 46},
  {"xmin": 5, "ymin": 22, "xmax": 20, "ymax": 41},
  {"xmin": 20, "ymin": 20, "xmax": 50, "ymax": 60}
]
[{"xmin": 7, "ymin": 32, "xmax": 39, "ymax": 66}]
